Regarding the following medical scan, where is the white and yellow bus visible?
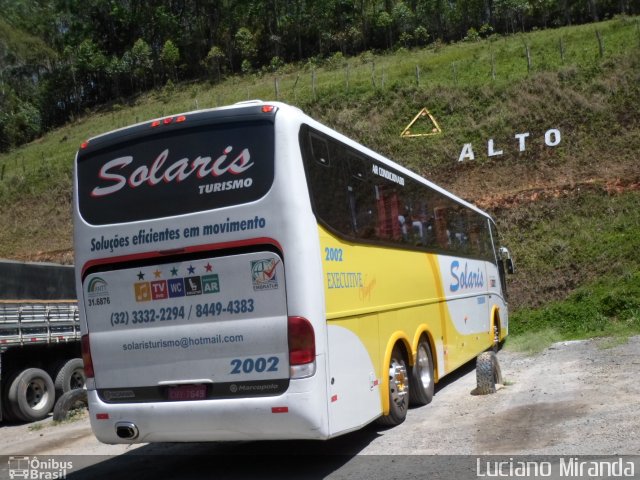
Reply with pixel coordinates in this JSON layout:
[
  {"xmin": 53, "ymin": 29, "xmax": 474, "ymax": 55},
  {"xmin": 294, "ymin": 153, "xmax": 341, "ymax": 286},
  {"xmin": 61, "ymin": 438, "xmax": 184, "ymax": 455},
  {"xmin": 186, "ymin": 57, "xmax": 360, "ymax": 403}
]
[{"xmin": 74, "ymin": 101, "xmax": 513, "ymax": 443}]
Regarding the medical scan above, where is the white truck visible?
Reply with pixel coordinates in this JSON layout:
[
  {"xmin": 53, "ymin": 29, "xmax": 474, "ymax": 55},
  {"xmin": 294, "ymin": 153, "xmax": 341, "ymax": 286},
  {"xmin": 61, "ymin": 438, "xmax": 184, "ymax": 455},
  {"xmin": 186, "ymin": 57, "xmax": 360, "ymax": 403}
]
[{"xmin": 0, "ymin": 260, "xmax": 83, "ymax": 423}]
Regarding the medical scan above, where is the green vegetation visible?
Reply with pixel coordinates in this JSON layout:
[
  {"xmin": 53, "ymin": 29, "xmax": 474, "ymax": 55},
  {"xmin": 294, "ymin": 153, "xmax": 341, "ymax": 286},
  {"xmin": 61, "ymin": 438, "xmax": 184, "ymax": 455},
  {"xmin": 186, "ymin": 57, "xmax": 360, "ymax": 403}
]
[
  {"xmin": 0, "ymin": 17, "xmax": 638, "ymax": 348},
  {"xmin": 1, "ymin": 0, "xmax": 636, "ymax": 150}
]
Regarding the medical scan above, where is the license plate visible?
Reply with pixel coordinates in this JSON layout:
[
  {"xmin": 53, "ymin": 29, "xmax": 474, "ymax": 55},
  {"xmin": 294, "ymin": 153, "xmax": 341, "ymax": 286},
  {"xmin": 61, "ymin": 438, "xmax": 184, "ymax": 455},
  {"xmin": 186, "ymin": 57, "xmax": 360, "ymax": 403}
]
[{"xmin": 168, "ymin": 384, "xmax": 207, "ymax": 401}]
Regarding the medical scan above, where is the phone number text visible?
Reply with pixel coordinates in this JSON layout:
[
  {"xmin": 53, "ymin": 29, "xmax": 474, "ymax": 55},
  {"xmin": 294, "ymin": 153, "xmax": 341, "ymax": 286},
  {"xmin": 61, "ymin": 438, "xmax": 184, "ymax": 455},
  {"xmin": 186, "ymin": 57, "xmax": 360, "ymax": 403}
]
[{"xmin": 109, "ymin": 298, "xmax": 256, "ymax": 327}]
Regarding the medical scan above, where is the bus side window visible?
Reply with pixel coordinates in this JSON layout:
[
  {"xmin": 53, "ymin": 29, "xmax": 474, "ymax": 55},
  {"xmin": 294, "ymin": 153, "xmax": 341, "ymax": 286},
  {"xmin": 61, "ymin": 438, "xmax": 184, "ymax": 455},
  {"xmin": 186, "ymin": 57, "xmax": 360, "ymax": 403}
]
[
  {"xmin": 434, "ymin": 205, "xmax": 450, "ymax": 249},
  {"xmin": 375, "ymin": 185, "xmax": 402, "ymax": 241},
  {"xmin": 303, "ymin": 132, "xmax": 352, "ymax": 235},
  {"xmin": 347, "ymin": 153, "xmax": 377, "ymax": 239},
  {"xmin": 310, "ymin": 134, "xmax": 330, "ymax": 167}
]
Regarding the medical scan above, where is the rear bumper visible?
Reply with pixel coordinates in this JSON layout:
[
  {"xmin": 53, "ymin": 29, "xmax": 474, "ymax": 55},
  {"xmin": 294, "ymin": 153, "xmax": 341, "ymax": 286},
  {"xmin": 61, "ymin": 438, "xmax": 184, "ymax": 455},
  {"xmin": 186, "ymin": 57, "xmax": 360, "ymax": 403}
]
[{"xmin": 87, "ymin": 388, "xmax": 329, "ymax": 443}]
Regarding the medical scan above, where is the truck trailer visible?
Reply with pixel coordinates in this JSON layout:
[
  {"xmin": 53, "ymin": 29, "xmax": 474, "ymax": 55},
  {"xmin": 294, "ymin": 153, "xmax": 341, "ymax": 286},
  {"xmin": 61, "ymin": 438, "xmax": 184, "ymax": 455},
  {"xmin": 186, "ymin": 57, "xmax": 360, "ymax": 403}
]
[{"xmin": 0, "ymin": 260, "xmax": 83, "ymax": 423}]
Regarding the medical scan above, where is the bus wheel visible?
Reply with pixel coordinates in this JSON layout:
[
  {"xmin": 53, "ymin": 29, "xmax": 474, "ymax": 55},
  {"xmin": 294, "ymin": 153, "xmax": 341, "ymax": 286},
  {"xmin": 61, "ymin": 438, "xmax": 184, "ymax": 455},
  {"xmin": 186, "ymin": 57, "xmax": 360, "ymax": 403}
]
[
  {"xmin": 377, "ymin": 346, "xmax": 409, "ymax": 426},
  {"xmin": 7, "ymin": 368, "xmax": 56, "ymax": 422},
  {"xmin": 473, "ymin": 351, "xmax": 503, "ymax": 395},
  {"xmin": 492, "ymin": 322, "xmax": 501, "ymax": 353},
  {"xmin": 409, "ymin": 338, "xmax": 434, "ymax": 406}
]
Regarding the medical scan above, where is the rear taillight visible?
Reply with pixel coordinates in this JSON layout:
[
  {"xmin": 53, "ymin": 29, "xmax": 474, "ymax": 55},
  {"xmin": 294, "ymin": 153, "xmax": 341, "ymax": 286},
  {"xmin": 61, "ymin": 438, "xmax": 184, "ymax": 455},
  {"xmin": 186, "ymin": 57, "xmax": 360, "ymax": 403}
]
[
  {"xmin": 81, "ymin": 334, "xmax": 95, "ymax": 378},
  {"xmin": 288, "ymin": 316, "xmax": 316, "ymax": 379}
]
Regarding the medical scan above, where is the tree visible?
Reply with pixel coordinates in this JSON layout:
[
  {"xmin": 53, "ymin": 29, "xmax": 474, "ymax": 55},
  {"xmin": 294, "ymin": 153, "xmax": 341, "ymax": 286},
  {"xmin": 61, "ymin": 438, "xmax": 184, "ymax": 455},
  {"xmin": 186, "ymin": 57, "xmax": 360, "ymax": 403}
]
[
  {"xmin": 205, "ymin": 45, "xmax": 226, "ymax": 82},
  {"xmin": 160, "ymin": 39, "xmax": 180, "ymax": 81},
  {"xmin": 124, "ymin": 38, "xmax": 153, "ymax": 91},
  {"xmin": 235, "ymin": 27, "xmax": 257, "ymax": 71},
  {"xmin": 376, "ymin": 11, "xmax": 393, "ymax": 49}
]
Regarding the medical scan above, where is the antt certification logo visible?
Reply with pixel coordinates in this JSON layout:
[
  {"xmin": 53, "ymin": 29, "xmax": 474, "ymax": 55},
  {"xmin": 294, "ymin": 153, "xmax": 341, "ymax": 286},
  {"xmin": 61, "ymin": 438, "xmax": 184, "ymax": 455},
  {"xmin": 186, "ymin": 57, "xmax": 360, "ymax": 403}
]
[{"xmin": 86, "ymin": 277, "xmax": 110, "ymax": 307}]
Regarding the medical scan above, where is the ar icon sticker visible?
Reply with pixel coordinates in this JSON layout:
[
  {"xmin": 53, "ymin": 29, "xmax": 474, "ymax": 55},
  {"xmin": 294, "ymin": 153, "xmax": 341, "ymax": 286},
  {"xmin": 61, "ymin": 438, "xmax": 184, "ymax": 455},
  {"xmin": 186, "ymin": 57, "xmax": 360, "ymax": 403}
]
[{"xmin": 202, "ymin": 274, "xmax": 220, "ymax": 294}]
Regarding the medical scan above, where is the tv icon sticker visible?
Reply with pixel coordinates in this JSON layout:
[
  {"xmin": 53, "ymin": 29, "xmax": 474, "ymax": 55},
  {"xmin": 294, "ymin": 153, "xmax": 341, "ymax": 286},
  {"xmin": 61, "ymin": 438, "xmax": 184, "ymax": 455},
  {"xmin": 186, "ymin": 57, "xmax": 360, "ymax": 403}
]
[{"xmin": 151, "ymin": 280, "xmax": 168, "ymax": 300}]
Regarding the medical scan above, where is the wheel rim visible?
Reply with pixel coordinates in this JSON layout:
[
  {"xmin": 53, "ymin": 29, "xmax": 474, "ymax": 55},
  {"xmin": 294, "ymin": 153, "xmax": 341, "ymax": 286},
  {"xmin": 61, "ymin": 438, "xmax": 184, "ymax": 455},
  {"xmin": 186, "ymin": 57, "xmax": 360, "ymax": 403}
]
[
  {"xmin": 389, "ymin": 358, "xmax": 408, "ymax": 408},
  {"xmin": 70, "ymin": 369, "xmax": 85, "ymax": 390},
  {"xmin": 26, "ymin": 379, "xmax": 50, "ymax": 411},
  {"xmin": 416, "ymin": 344, "xmax": 432, "ymax": 389}
]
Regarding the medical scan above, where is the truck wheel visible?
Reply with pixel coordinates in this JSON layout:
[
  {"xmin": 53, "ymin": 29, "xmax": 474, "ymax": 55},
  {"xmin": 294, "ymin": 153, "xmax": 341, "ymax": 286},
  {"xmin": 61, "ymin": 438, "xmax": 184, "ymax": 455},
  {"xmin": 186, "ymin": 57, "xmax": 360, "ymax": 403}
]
[
  {"xmin": 473, "ymin": 351, "xmax": 503, "ymax": 395},
  {"xmin": 2, "ymin": 371, "xmax": 23, "ymax": 422},
  {"xmin": 7, "ymin": 368, "xmax": 56, "ymax": 422},
  {"xmin": 53, "ymin": 388, "xmax": 88, "ymax": 422},
  {"xmin": 409, "ymin": 337, "xmax": 434, "ymax": 406},
  {"xmin": 53, "ymin": 358, "xmax": 86, "ymax": 397},
  {"xmin": 376, "ymin": 345, "xmax": 410, "ymax": 426}
]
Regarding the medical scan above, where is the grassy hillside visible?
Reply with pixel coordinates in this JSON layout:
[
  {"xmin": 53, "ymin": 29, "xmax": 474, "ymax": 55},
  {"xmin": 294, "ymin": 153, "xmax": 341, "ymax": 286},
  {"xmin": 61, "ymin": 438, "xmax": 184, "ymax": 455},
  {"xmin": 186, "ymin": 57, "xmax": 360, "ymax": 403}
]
[{"xmin": 0, "ymin": 16, "xmax": 638, "ymax": 341}]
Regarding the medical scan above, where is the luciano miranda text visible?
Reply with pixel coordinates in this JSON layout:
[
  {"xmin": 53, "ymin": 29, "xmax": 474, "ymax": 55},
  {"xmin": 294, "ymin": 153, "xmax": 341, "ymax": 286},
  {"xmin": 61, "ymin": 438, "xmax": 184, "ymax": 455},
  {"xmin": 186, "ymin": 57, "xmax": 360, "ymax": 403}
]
[{"xmin": 476, "ymin": 457, "xmax": 635, "ymax": 477}]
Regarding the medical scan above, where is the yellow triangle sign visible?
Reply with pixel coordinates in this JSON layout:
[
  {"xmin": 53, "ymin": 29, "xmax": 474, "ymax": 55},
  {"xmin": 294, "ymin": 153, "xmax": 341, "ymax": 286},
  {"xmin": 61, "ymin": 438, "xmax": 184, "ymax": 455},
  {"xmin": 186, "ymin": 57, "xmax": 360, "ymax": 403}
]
[{"xmin": 401, "ymin": 108, "xmax": 442, "ymax": 137}]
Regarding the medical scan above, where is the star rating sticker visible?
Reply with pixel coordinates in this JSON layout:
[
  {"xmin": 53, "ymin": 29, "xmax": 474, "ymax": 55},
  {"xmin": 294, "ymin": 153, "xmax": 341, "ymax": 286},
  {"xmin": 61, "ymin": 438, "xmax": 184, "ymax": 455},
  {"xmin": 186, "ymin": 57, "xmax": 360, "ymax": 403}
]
[
  {"xmin": 137, "ymin": 271, "xmax": 145, "ymax": 280},
  {"xmin": 204, "ymin": 263, "xmax": 213, "ymax": 272},
  {"xmin": 187, "ymin": 265, "xmax": 195, "ymax": 275},
  {"xmin": 154, "ymin": 269, "xmax": 162, "ymax": 279},
  {"xmin": 170, "ymin": 267, "xmax": 178, "ymax": 277}
]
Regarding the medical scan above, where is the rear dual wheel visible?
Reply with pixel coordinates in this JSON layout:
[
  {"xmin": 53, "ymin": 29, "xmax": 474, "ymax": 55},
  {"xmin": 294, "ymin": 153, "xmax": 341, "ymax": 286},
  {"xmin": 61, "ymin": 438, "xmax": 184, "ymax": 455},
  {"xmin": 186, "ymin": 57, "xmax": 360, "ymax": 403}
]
[
  {"xmin": 377, "ymin": 346, "xmax": 410, "ymax": 426},
  {"xmin": 409, "ymin": 337, "xmax": 434, "ymax": 406}
]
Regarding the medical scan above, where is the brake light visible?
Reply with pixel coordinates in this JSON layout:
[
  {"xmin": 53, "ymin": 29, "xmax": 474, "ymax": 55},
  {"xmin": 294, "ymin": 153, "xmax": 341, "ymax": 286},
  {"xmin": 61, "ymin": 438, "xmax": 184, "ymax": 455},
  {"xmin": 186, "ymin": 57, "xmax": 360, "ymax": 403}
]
[
  {"xmin": 288, "ymin": 316, "xmax": 315, "ymax": 365},
  {"xmin": 81, "ymin": 334, "xmax": 95, "ymax": 378},
  {"xmin": 151, "ymin": 115, "xmax": 187, "ymax": 128},
  {"xmin": 262, "ymin": 105, "xmax": 275, "ymax": 113}
]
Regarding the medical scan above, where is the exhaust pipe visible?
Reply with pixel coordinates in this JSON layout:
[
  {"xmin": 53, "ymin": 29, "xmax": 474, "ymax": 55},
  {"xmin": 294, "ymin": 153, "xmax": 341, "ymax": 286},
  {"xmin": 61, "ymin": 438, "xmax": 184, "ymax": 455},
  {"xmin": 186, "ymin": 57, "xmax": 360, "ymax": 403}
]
[{"xmin": 115, "ymin": 421, "xmax": 139, "ymax": 440}]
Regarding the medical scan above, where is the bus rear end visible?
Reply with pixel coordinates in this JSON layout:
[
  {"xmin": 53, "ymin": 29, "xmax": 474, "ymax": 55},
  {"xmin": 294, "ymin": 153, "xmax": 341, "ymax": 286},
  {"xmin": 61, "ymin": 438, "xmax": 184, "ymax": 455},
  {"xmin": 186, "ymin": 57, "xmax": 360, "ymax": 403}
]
[{"xmin": 74, "ymin": 104, "xmax": 327, "ymax": 443}]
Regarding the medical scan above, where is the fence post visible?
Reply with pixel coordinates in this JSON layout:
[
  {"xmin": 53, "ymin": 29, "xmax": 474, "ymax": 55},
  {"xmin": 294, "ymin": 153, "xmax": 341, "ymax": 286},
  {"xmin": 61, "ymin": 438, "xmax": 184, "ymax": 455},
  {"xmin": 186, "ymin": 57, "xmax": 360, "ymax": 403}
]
[
  {"xmin": 595, "ymin": 30, "xmax": 604, "ymax": 58},
  {"xmin": 345, "ymin": 64, "xmax": 350, "ymax": 93},
  {"xmin": 312, "ymin": 68, "xmax": 317, "ymax": 100},
  {"xmin": 491, "ymin": 52, "xmax": 496, "ymax": 81},
  {"xmin": 274, "ymin": 77, "xmax": 280, "ymax": 100},
  {"xmin": 292, "ymin": 74, "xmax": 300, "ymax": 102},
  {"xmin": 559, "ymin": 37, "xmax": 565, "ymax": 63},
  {"xmin": 371, "ymin": 61, "xmax": 376, "ymax": 88},
  {"xmin": 524, "ymin": 41, "xmax": 532, "ymax": 73},
  {"xmin": 416, "ymin": 64, "xmax": 420, "ymax": 86}
]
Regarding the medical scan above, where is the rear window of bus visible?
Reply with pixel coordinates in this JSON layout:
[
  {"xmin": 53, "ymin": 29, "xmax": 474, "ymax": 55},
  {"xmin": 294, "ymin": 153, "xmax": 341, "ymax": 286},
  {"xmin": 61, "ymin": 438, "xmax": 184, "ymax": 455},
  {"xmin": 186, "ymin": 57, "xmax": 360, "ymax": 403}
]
[{"xmin": 76, "ymin": 120, "xmax": 274, "ymax": 225}]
